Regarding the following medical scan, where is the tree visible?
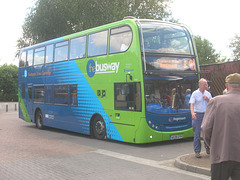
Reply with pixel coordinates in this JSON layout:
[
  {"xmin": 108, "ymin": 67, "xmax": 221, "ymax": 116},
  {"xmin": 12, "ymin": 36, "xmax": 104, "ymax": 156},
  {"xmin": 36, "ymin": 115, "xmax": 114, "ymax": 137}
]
[
  {"xmin": 229, "ymin": 34, "xmax": 240, "ymax": 61},
  {"xmin": 17, "ymin": 0, "xmax": 174, "ymax": 49},
  {"xmin": 0, "ymin": 64, "xmax": 18, "ymax": 102},
  {"xmin": 194, "ymin": 35, "xmax": 223, "ymax": 65}
]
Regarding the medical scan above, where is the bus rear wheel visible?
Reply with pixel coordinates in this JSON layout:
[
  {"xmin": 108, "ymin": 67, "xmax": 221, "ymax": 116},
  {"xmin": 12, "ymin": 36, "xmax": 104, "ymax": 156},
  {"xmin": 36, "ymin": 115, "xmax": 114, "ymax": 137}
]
[
  {"xmin": 35, "ymin": 110, "xmax": 44, "ymax": 129},
  {"xmin": 92, "ymin": 116, "xmax": 106, "ymax": 139}
]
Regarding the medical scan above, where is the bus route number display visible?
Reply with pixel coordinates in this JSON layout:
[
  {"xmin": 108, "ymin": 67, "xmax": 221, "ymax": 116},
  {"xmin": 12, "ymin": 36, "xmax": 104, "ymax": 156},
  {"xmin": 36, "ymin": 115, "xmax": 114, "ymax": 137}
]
[{"xmin": 146, "ymin": 57, "xmax": 196, "ymax": 71}]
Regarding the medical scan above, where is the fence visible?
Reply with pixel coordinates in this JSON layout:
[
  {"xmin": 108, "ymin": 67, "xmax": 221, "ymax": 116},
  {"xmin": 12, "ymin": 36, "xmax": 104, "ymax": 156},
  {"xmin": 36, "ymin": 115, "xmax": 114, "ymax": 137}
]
[{"xmin": 200, "ymin": 61, "xmax": 240, "ymax": 96}]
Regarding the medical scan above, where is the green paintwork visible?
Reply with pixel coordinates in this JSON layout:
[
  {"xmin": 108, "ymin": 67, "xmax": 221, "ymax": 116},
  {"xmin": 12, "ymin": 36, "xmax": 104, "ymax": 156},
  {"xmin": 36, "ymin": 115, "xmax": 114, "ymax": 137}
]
[{"xmin": 18, "ymin": 89, "xmax": 31, "ymax": 122}]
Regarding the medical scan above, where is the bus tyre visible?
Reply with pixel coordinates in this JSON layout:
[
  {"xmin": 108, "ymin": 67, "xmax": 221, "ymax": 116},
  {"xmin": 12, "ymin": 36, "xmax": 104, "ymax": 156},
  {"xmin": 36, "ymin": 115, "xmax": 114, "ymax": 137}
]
[
  {"xmin": 92, "ymin": 116, "xmax": 106, "ymax": 139},
  {"xmin": 36, "ymin": 110, "xmax": 44, "ymax": 129}
]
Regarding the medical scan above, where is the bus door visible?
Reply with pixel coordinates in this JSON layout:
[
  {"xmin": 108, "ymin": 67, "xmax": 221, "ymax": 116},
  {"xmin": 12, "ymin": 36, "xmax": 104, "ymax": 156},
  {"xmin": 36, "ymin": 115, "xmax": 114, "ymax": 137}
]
[
  {"xmin": 114, "ymin": 82, "xmax": 142, "ymax": 134},
  {"xmin": 114, "ymin": 82, "xmax": 141, "ymax": 111},
  {"xmin": 26, "ymin": 85, "xmax": 33, "ymax": 120}
]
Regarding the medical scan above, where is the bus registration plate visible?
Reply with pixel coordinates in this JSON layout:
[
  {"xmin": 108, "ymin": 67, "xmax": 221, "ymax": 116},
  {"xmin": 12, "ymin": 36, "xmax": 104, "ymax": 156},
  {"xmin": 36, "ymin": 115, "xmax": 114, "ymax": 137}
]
[{"xmin": 170, "ymin": 135, "xmax": 183, "ymax": 140}]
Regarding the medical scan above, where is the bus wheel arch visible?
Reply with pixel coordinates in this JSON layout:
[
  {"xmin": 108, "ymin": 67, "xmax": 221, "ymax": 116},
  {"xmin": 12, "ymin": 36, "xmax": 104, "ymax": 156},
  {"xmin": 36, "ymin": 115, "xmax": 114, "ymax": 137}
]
[
  {"xmin": 35, "ymin": 108, "xmax": 44, "ymax": 129},
  {"xmin": 90, "ymin": 114, "xmax": 106, "ymax": 140}
]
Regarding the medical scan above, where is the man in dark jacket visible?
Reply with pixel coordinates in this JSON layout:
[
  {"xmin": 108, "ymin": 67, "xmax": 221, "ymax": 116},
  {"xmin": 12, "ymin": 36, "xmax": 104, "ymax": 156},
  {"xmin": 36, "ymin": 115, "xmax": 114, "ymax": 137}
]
[{"xmin": 201, "ymin": 73, "xmax": 240, "ymax": 180}]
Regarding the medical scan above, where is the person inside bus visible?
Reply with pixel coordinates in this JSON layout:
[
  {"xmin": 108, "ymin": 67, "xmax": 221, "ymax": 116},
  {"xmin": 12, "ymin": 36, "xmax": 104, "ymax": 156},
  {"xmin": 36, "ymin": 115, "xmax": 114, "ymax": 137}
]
[
  {"xmin": 120, "ymin": 34, "xmax": 131, "ymax": 51},
  {"xmin": 162, "ymin": 91, "xmax": 172, "ymax": 106},
  {"xmin": 150, "ymin": 94, "xmax": 158, "ymax": 104},
  {"xmin": 171, "ymin": 87, "xmax": 182, "ymax": 109},
  {"xmin": 183, "ymin": 89, "xmax": 191, "ymax": 109}
]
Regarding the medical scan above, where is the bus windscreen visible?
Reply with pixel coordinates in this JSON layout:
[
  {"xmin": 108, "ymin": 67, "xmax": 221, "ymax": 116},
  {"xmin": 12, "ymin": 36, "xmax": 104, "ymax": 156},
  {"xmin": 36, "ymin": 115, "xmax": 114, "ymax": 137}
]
[{"xmin": 140, "ymin": 22, "xmax": 194, "ymax": 55}]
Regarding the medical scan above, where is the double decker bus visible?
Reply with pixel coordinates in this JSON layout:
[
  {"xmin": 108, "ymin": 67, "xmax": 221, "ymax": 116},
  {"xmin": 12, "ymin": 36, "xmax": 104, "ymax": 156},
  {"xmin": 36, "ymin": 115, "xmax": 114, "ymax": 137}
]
[{"xmin": 18, "ymin": 18, "xmax": 199, "ymax": 143}]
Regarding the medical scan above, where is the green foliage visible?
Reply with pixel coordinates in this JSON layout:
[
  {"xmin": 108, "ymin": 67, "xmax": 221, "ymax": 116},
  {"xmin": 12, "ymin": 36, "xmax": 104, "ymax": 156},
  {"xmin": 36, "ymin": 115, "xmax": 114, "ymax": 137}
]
[
  {"xmin": 0, "ymin": 64, "xmax": 18, "ymax": 102},
  {"xmin": 194, "ymin": 35, "xmax": 222, "ymax": 65},
  {"xmin": 229, "ymin": 34, "xmax": 240, "ymax": 61},
  {"xmin": 17, "ymin": 0, "xmax": 174, "ymax": 48}
]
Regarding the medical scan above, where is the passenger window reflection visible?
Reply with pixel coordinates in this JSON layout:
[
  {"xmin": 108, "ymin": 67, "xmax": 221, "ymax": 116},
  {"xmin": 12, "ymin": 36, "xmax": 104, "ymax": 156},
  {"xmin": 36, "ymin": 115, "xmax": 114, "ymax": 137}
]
[{"xmin": 145, "ymin": 80, "xmax": 193, "ymax": 114}]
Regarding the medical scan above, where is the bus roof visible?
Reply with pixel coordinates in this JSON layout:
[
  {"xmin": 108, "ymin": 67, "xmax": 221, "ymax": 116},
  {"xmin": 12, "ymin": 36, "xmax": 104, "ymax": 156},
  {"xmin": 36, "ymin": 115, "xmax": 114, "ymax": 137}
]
[{"xmin": 19, "ymin": 18, "xmax": 189, "ymax": 53}]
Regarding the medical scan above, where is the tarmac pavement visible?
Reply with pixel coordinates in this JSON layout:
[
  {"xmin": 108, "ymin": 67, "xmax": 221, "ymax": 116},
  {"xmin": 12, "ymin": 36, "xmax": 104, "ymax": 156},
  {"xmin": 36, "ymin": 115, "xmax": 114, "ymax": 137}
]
[{"xmin": 0, "ymin": 110, "xmax": 211, "ymax": 179}]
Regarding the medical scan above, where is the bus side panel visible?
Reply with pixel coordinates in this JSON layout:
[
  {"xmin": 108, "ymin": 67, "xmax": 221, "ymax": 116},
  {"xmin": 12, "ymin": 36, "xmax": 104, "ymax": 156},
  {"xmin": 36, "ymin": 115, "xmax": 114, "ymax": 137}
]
[
  {"xmin": 43, "ymin": 105, "xmax": 91, "ymax": 134},
  {"xmin": 72, "ymin": 60, "xmax": 123, "ymax": 140},
  {"xmin": 40, "ymin": 60, "xmax": 124, "ymax": 141},
  {"xmin": 76, "ymin": 22, "xmax": 146, "ymax": 143}
]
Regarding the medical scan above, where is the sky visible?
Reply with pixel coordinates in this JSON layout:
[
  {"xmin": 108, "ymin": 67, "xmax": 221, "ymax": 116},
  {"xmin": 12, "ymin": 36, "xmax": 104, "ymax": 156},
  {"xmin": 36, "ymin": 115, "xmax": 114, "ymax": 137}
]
[
  {"xmin": 0, "ymin": 0, "xmax": 239, "ymax": 66},
  {"xmin": 0, "ymin": 0, "xmax": 34, "ymax": 66},
  {"xmin": 171, "ymin": 0, "xmax": 240, "ymax": 59}
]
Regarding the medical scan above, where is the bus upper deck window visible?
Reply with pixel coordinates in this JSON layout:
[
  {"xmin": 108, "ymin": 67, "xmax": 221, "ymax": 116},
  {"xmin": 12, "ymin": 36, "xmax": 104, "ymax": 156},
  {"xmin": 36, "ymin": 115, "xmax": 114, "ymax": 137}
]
[
  {"xmin": 88, "ymin": 30, "xmax": 108, "ymax": 57},
  {"xmin": 27, "ymin": 50, "xmax": 33, "ymax": 66},
  {"xmin": 140, "ymin": 22, "xmax": 193, "ymax": 55},
  {"xmin": 70, "ymin": 36, "xmax": 86, "ymax": 60},
  {"xmin": 34, "ymin": 47, "xmax": 45, "ymax": 65},
  {"xmin": 54, "ymin": 41, "xmax": 69, "ymax": 62},
  {"xmin": 46, "ymin": 44, "xmax": 54, "ymax": 64},
  {"xmin": 19, "ymin": 51, "xmax": 26, "ymax": 67},
  {"xmin": 109, "ymin": 26, "xmax": 133, "ymax": 54}
]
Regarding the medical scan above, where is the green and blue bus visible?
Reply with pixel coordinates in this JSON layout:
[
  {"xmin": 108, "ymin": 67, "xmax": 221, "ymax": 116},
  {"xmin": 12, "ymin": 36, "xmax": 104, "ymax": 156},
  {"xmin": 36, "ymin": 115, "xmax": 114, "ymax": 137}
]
[{"xmin": 18, "ymin": 18, "xmax": 199, "ymax": 143}]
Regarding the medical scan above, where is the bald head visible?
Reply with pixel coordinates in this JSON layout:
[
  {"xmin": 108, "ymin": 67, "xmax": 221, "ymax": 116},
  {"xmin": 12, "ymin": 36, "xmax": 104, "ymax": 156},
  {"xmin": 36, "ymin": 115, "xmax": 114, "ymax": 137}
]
[{"xmin": 198, "ymin": 78, "xmax": 208, "ymax": 92}]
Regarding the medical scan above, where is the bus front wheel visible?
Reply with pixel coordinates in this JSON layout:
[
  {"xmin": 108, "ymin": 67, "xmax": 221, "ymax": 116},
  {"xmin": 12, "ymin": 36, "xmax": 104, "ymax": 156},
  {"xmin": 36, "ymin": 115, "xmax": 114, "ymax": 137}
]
[
  {"xmin": 35, "ymin": 110, "xmax": 44, "ymax": 129},
  {"xmin": 92, "ymin": 116, "xmax": 106, "ymax": 140}
]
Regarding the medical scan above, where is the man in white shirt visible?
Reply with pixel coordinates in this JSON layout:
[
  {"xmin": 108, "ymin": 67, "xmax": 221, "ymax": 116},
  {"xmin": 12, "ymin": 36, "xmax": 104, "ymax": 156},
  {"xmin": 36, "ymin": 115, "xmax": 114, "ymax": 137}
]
[{"xmin": 189, "ymin": 78, "xmax": 212, "ymax": 158}]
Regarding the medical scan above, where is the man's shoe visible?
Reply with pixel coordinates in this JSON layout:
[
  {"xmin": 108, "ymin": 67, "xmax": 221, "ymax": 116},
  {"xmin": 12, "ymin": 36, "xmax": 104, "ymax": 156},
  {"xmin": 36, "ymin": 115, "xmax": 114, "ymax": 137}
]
[{"xmin": 195, "ymin": 152, "xmax": 202, "ymax": 158}]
